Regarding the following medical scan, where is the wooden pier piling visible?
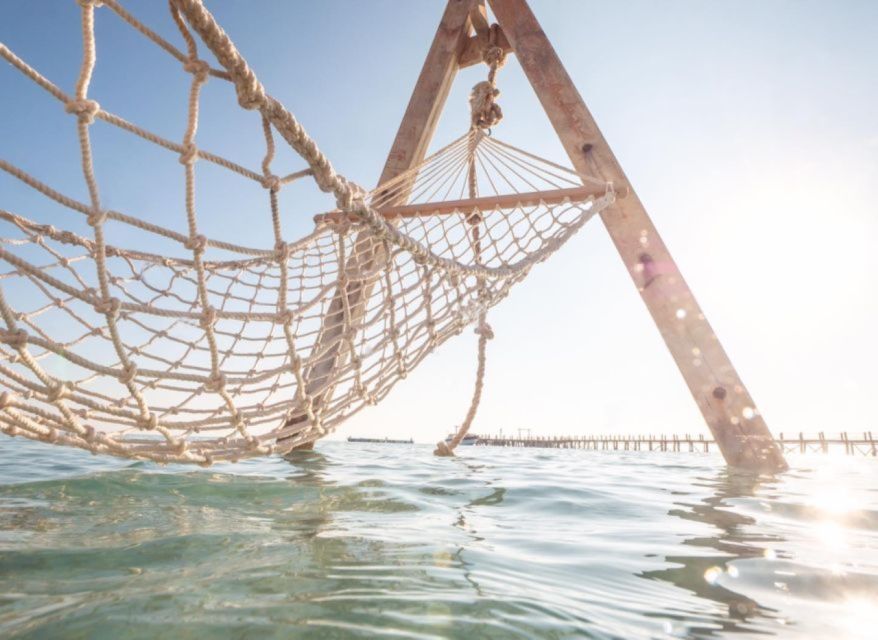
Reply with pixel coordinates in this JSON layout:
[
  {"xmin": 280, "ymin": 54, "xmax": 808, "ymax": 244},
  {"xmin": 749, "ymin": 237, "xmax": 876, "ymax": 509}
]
[{"xmin": 476, "ymin": 433, "xmax": 876, "ymax": 457}]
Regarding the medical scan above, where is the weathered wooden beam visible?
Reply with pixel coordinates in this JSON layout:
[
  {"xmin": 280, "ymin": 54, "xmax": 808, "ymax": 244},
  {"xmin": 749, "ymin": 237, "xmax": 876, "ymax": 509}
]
[
  {"xmin": 377, "ymin": 1, "xmax": 478, "ymax": 189},
  {"xmin": 314, "ymin": 184, "xmax": 616, "ymax": 225},
  {"xmin": 489, "ymin": 0, "xmax": 787, "ymax": 471},
  {"xmin": 469, "ymin": 2, "xmax": 490, "ymax": 36},
  {"xmin": 459, "ymin": 29, "xmax": 511, "ymax": 68}
]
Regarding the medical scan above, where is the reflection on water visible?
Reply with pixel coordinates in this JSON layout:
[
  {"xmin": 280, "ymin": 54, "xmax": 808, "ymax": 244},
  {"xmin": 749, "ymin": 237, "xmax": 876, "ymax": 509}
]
[
  {"xmin": 1, "ymin": 439, "xmax": 876, "ymax": 639},
  {"xmin": 643, "ymin": 464, "xmax": 878, "ymax": 639},
  {"xmin": 641, "ymin": 470, "xmax": 781, "ymax": 635}
]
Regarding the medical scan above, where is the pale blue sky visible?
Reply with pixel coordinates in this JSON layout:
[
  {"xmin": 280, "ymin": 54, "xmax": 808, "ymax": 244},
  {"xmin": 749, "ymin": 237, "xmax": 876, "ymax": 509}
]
[{"xmin": 2, "ymin": 1, "xmax": 876, "ymax": 444}]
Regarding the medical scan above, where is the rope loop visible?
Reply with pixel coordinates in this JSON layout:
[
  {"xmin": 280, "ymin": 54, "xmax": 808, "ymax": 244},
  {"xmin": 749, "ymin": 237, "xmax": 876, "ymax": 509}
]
[
  {"xmin": 77, "ymin": 0, "xmax": 104, "ymax": 8},
  {"xmin": 65, "ymin": 98, "xmax": 101, "ymax": 124}
]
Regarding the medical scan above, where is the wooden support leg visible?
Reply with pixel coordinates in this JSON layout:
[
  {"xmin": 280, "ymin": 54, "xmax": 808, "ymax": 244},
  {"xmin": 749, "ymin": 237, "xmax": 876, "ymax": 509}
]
[
  {"xmin": 489, "ymin": 0, "xmax": 786, "ymax": 471},
  {"xmin": 281, "ymin": 0, "xmax": 478, "ymax": 452}
]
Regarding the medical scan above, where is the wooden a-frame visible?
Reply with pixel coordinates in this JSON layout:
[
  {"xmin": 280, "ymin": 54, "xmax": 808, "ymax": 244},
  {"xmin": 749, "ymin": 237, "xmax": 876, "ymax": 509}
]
[{"xmin": 290, "ymin": 0, "xmax": 787, "ymax": 472}]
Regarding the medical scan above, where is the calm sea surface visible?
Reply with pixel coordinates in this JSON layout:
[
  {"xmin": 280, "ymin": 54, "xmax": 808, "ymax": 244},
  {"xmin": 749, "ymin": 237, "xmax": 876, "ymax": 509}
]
[{"xmin": 0, "ymin": 439, "xmax": 876, "ymax": 639}]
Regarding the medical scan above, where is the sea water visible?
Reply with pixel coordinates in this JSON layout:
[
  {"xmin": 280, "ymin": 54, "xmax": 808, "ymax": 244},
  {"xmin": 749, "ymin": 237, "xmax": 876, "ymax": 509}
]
[{"xmin": 0, "ymin": 438, "xmax": 876, "ymax": 639}]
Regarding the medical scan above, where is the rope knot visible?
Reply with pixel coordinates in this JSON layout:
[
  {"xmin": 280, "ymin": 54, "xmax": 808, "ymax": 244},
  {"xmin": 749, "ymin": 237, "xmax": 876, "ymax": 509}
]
[
  {"xmin": 179, "ymin": 144, "xmax": 198, "ymax": 166},
  {"xmin": 204, "ymin": 372, "xmax": 226, "ymax": 393},
  {"xmin": 275, "ymin": 240, "xmax": 290, "ymax": 261},
  {"xmin": 46, "ymin": 381, "xmax": 71, "ymax": 402},
  {"xmin": 137, "ymin": 413, "xmax": 158, "ymax": 430},
  {"xmin": 433, "ymin": 440, "xmax": 454, "ymax": 457},
  {"xmin": 261, "ymin": 174, "xmax": 282, "ymax": 192},
  {"xmin": 475, "ymin": 321, "xmax": 494, "ymax": 340},
  {"xmin": 236, "ymin": 70, "xmax": 266, "ymax": 110},
  {"xmin": 77, "ymin": 0, "xmax": 104, "ymax": 8},
  {"xmin": 65, "ymin": 98, "xmax": 101, "ymax": 124},
  {"xmin": 183, "ymin": 58, "xmax": 211, "ymax": 83},
  {"xmin": 94, "ymin": 296, "xmax": 121, "ymax": 318},
  {"xmin": 119, "ymin": 362, "xmax": 138, "ymax": 384},
  {"xmin": 1, "ymin": 328, "xmax": 29, "ymax": 350},
  {"xmin": 87, "ymin": 208, "xmax": 109, "ymax": 227},
  {"xmin": 276, "ymin": 308, "xmax": 295, "ymax": 325},
  {"xmin": 482, "ymin": 44, "xmax": 507, "ymax": 70},
  {"xmin": 199, "ymin": 306, "xmax": 217, "ymax": 330},
  {"xmin": 469, "ymin": 81, "xmax": 503, "ymax": 130},
  {"xmin": 185, "ymin": 234, "xmax": 208, "ymax": 253},
  {"xmin": 334, "ymin": 179, "xmax": 366, "ymax": 212},
  {"xmin": 0, "ymin": 391, "xmax": 15, "ymax": 410}
]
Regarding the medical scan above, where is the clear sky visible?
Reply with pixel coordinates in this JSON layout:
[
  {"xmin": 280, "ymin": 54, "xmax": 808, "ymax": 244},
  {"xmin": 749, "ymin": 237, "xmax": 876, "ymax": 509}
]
[{"xmin": 2, "ymin": 1, "xmax": 876, "ymax": 445}]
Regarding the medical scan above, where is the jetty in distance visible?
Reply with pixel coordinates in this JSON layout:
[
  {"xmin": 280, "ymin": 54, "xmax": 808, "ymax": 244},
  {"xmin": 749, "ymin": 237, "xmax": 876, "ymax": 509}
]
[{"xmin": 476, "ymin": 432, "xmax": 877, "ymax": 457}]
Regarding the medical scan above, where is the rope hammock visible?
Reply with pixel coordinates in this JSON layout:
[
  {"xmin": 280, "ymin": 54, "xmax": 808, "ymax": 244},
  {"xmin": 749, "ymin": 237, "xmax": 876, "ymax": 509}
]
[{"xmin": 0, "ymin": 0, "xmax": 614, "ymax": 465}]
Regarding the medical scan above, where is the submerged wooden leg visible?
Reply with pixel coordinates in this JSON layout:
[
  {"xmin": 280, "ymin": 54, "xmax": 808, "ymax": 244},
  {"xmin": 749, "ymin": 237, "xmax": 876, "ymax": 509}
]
[
  {"xmin": 490, "ymin": 0, "xmax": 787, "ymax": 471},
  {"xmin": 278, "ymin": 0, "xmax": 479, "ymax": 450}
]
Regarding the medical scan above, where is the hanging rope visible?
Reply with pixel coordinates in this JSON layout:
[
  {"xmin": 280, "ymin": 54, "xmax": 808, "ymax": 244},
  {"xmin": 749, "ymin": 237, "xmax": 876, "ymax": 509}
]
[
  {"xmin": 469, "ymin": 25, "xmax": 507, "ymax": 131},
  {"xmin": 435, "ymin": 29, "xmax": 508, "ymax": 458}
]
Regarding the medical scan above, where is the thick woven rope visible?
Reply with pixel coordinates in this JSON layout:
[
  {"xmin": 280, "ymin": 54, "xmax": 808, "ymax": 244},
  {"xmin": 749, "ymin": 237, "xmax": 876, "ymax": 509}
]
[{"xmin": 0, "ymin": 0, "xmax": 613, "ymax": 464}]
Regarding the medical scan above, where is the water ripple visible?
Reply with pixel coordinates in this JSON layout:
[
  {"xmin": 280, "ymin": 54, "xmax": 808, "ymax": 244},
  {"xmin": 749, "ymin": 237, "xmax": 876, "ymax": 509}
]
[{"xmin": 1, "ymin": 439, "xmax": 876, "ymax": 638}]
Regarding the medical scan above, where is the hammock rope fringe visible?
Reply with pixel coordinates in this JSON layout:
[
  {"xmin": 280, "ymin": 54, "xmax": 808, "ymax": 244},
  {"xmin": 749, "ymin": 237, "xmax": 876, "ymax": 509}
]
[{"xmin": 0, "ymin": 0, "xmax": 614, "ymax": 465}]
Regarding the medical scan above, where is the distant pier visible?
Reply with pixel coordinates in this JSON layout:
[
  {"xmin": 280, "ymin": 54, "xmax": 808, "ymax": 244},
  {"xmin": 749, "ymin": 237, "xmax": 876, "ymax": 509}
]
[{"xmin": 476, "ymin": 432, "xmax": 877, "ymax": 456}]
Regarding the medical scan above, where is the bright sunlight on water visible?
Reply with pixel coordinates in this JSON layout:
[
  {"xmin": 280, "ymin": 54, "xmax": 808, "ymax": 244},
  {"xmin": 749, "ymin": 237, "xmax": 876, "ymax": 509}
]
[{"xmin": 1, "ymin": 440, "xmax": 876, "ymax": 639}]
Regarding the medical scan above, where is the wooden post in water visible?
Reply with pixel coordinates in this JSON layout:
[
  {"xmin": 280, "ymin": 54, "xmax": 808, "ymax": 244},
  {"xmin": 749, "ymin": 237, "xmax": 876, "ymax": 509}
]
[
  {"xmin": 282, "ymin": 0, "xmax": 481, "ymax": 451},
  {"xmin": 489, "ymin": 0, "xmax": 787, "ymax": 472}
]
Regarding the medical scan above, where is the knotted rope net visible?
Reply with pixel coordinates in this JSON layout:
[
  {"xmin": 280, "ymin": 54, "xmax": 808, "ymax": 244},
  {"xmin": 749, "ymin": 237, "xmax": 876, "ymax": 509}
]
[{"xmin": 0, "ymin": 0, "xmax": 614, "ymax": 464}]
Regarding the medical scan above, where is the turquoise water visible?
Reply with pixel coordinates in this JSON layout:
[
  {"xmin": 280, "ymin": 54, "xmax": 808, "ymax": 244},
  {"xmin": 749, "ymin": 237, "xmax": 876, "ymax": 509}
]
[{"xmin": 1, "ymin": 439, "xmax": 876, "ymax": 639}]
